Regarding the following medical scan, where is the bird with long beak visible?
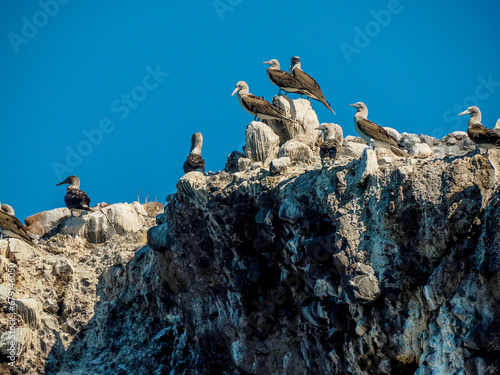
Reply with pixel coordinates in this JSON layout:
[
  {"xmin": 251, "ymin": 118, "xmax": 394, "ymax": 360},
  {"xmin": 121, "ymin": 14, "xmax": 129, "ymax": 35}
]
[
  {"xmin": 263, "ymin": 59, "xmax": 307, "ymax": 96},
  {"xmin": 315, "ymin": 123, "xmax": 343, "ymax": 167},
  {"xmin": 288, "ymin": 56, "xmax": 335, "ymax": 114},
  {"xmin": 183, "ymin": 132, "xmax": 205, "ymax": 174},
  {"xmin": 231, "ymin": 81, "xmax": 297, "ymax": 122},
  {"xmin": 56, "ymin": 175, "xmax": 94, "ymax": 216},
  {"xmin": 0, "ymin": 204, "xmax": 34, "ymax": 244},
  {"xmin": 349, "ymin": 102, "xmax": 407, "ymax": 157},
  {"xmin": 459, "ymin": 106, "xmax": 500, "ymax": 153}
]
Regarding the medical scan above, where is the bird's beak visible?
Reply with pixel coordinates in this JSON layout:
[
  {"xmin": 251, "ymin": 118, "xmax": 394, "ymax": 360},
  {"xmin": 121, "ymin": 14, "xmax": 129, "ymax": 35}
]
[
  {"xmin": 314, "ymin": 126, "xmax": 324, "ymax": 131},
  {"xmin": 231, "ymin": 87, "xmax": 239, "ymax": 96},
  {"xmin": 349, "ymin": 103, "xmax": 356, "ymax": 108},
  {"xmin": 56, "ymin": 179, "xmax": 67, "ymax": 186},
  {"xmin": 458, "ymin": 110, "xmax": 469, "ymax": 116},
  {"xmin": 263, "ymin": 61, "xmax": 271, "ymax": 65}
]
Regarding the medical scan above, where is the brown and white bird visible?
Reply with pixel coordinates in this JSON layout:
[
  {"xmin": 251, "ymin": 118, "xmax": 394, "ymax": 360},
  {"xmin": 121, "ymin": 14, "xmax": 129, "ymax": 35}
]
[
  {"xmin": 349, "ymin": 102, "xmax": 407, "ymax": 157},
  {"xmin": 183, "ymin": 132, "xmax": 205, "ymax": 173},
  {"xmin": 56, "ymin": 175, "xmax": 94, "ymax": 216},
  {"xmin": 0, "ymin": 204, "xmax": 33, "ymax": 244},
  {"xmin": 232, "ymin": 81, "xmax": 297, "ymax": 122},
  {"xmin": 288, "ymin": 56, "xmax": 335, "ymax": 114},
  {"xmin": 263, "ymin": 59, "xmax": 307, "ymax": 96},
  {"xmin": 0, "ymin": 203, "xmax": 15, "ymax": 216},
  {"xmin": 315, "ymin": 123, "xmax": 342, "ymax": 167},
  {"xmin": 459, "ymin": 106, "xmax": 500, "ymax": 153}
]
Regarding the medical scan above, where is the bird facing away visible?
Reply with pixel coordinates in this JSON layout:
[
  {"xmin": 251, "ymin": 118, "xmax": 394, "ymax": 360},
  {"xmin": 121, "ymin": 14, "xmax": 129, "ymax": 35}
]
[
  {"xmin": 288, "ymin": 56, "xmax": 335, "ymax": 114},
  {"xmin": 183, "ymin": 132, "xmax": 206, "ymax": 174},
  {"xmin": 349, "ymin": 102, "xmax": 407, "ymax": 157},
  {"xmin": 0, "ymin": 208, "xmax": 33, "ymax": 244},
  {"xmin": 315, "ymin": 124, "xmax": 342, "ymax": 167},
  {"xmin": 263, "ymin": 59, "xmax": 307, "ymax": 96},
  {"xmin": 232, "ymin": 81, "xmax": 297, "ymax": 123},
  {"xmin": 0, "ymin": 203, "xmax": 15, "ymax": 216},
  {"xmin": 459, "ymin": 106, "xmax": 500, "ymax": 153},
  {"xmin": 56, "ymin": 175, "xmax": 94, "ymax": 216},
  {"xmin": 494, "ymin": 118, "xmax": 500, "ymax": 135}
]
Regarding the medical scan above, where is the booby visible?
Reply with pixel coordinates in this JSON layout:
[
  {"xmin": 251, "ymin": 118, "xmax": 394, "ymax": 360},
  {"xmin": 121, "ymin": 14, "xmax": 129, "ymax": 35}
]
[
  {"xmin": 56, "ymin": 175, "xmax": 94, "ymax": 216},
  {"xmin": 231, "ymin": 81, "xmax": 297, "ymax": 122},
  {"xmin": 315, "ymin": 124, "xmax": 342, "ymax": 167},
  {"xmin": 183, "ymin": 132, "xmax": 206, "ymax": 173},
  {"xmin": 493, "ymin": 118, "xmax": 500, "ymax": 135},
  {"xmin": 0, "ymin": 203, "xmax": 15, "ymax": 216},
  {"xmin": 288, "ymin": 56, "xmax": 335, "ymax": 114},
  {"xmin": 349, "ymin": 102, "xmax": 407, "ymax": 157},
  {"xmin": 0, "ymin": 208, "xmax": 33, "ymax": 244},
  {"xmin": 459, "ymin": 106, "xmax": 500, "ymax": 152},
  {"xmin": 263, "ymin": 59, "xmax": 306, "ymax": 96}
]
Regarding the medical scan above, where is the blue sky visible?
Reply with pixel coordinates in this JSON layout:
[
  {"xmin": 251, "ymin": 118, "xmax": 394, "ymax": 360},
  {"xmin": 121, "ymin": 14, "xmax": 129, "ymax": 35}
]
[{"xmin": 1, "ymin": 0, "xmax": 500, "ymax": 221}]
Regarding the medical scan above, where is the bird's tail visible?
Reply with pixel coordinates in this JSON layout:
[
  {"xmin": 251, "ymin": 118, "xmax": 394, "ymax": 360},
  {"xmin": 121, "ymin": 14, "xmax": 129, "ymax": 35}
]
[
  {"xmin": 322, "ymin": 99, "xmax": 336, "ymax": 114},
  {"xmin": 390, "ymin": 146, "xmax": 409, "ymax": 157}
]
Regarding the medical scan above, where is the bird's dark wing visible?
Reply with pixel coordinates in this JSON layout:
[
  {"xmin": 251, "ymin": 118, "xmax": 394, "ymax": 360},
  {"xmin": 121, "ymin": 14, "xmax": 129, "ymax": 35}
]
[
  {"xmin": 0, "ymin": 210, "xmax": 33, "ymax": 243},
  {"xmin": 268, "ymin": 70, "xmax": 305, "ymax": 92},
  {"xmin": 242, "ymin": 95, "xmax": 289, "ymax": 119},
  {"xmin": 357, "ymin": 118, "xmax": 399, "ymax": 147},
  {"xmin": 65, "ymin": 189, "xmax": 91, "ymax": 210},
  {"xmin": 292, "ymin": 67, "xmax": 334, "ymax": 113},
  {"xmin": 320, "ymin": 139, "xmax": 341, "ymax": 160},
  {"xmin": 183, "ymin": 154, "xmax": 205, "ymax": 173},
  {"xmin": 468, "ymin": 124, "xmax": 500, "ymax": 145}
]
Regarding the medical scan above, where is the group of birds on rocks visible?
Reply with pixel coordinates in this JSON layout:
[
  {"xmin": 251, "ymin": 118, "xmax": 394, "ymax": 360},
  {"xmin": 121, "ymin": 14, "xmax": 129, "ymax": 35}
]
[
  {"xmin": 3, "ymin": 56, "xmax": 500, "ymax": 245},
  {"xmin": 184, "ymin": 55, "xmax": 500, "ymax": 175}
]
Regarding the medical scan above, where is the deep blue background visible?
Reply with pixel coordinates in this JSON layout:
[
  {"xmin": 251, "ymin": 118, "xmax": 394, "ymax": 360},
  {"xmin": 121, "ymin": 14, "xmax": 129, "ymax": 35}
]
[{"xmin": 1, "ymin": 0, "xmax": 499, "ymax": 220}]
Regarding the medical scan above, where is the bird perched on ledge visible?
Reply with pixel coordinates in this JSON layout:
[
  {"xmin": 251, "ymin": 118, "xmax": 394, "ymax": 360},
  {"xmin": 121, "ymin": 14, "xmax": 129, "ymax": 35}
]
[
  {"xmin": 459, "ymin": 106, "xmax": 500, "ymax": 153},
  {"xmin": 232, "ymin": 81, "xmax": 297, "ymax": 123},
  {"xmin": 0, "ymin": 205, "xmax": 33, "ymax": 244},
  {"xmin": 349, "ymin": 102, "xmax": 407, "ymax": 157},
  {"xmin": 56, "ymin": 175, "xmax": 94, "ymax": 216},
  {"xmin": 1, "ymin": 203, "xmax": 15, "ymax": 216},
  {"xmin": 316, "ymin": 123, "xmax": 342, "ymax": 167},
  {"xmin": 289, "ymin": 56, "xmax": 335, "ymax": 114},
  {"xmin": 183, "ymin": 132, "xmax": 205, "ymax": 174},
  {"xmin": 263, "ymin": 59, "xmax": 307, "ymax": 97}
]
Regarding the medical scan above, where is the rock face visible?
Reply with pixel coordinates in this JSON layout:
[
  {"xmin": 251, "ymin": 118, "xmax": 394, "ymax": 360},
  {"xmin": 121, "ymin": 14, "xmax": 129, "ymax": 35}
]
[
  {"xmin": 5, "ymin": 98, "xmax": 500, "ymax": 374},
  {"xmin": 3, "ymin": 150, "xmax": 496, "ymax": 375}
]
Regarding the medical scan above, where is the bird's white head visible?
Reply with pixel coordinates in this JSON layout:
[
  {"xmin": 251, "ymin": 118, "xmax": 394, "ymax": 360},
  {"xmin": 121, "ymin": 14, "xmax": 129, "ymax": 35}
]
[
  {"xmin": 315, "ymin": 123, "xmax": 340, "ymax": 140},
  {"xmin": 458, "ymin": 106, "xmax": 481, "ymax": 118},
  {"xmin": 190, "ymin": 132, "xmax": 203, "ymax": 155},
  {"xmin": 263, "ymin": 59, "xmax": 280, "ymax": 69},
  {"xmin": 231, "ymin": 81, "xmax": 249, "ymax": 96},
  {"xmin": 56, "ymin": 175, "xmax": 81, "ymax": 189}
]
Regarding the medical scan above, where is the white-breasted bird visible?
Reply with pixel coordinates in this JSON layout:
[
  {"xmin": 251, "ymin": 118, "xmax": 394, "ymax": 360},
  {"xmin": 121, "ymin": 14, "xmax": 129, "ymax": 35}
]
[
  {"xmin": 232, "ymin": 81, "xmax": 297, "ymax": 122},
  {"xmin": 459, "ymin": 106, "xmax": 500, "ymax": 153},
  {"xmin": 349, "ymin": 102, "xmax": 407, "ymax": 157},
  {"xmin": 289, "ymin": 56, "xmax": 335, "ymax": 114}
]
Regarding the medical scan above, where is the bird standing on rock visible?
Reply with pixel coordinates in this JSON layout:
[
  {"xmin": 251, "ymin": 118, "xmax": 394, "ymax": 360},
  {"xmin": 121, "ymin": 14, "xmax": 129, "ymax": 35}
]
[
  {"xmin": 0, "ymin": 204, "xmax": 33, "ymax": 244},
  {"xmin": 459, "ymin": 106, "xmax": 500, "ymax": 154},
  {"xmin": 289, "ymin": 56, "xmax": 335, "ymax": 114},
  {"xmin": 349, "ymin": 102, "xmax": 407, "ymax": 157},
  {"xmin": 56, "ymin": 175, "xmax": 94, "ymax": 216},
  {"xmin": 183, "ymin": 132, "xmax": 206, "ymax": 173},
  {"xmin": 263, "ymin": 59, "xmax": 307, "ymax": 97},
  {"xmin": 316, "ymin": 124, "xmax": 342, "ymax": 167},
  {"xmin": 232, "ymin": 81, "xmax": 297, "ymax": 123}
]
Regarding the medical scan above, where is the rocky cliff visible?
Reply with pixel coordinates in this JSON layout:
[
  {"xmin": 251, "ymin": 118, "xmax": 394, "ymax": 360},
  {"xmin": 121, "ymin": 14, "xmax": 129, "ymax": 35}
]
[{"xmin": 2, "ymin": 99, "xmax": 500, "ymax": 375}]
